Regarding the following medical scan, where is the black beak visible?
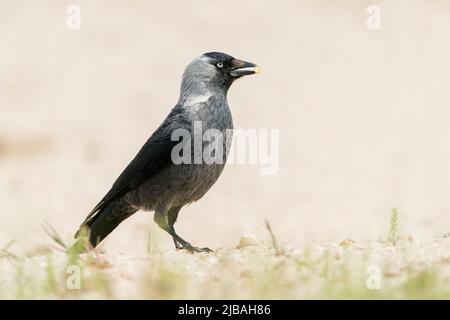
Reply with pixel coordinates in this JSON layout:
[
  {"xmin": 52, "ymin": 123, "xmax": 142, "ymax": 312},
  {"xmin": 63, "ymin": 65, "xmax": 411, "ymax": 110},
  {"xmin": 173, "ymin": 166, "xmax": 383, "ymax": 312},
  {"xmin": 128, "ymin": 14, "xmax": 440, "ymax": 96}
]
[{"xmin": 229, "ymin": 58, "xmax": 260, "ymax": 77}]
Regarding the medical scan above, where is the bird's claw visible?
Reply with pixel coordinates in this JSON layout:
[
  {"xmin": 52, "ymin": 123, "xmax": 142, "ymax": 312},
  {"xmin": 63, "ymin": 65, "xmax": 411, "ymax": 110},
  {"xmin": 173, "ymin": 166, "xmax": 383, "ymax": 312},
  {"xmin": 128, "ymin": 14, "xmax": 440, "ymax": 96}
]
[
  {"xmin": 195, "ymin": 247, "xmax": 214, "ymax": 253},
  {"xmin": 177, "ymin": 242, "xmax": 213, "ymax": 253},
  {"xmin": 187, "ymin": 246, "xmax": 213, "ymax": 254}
]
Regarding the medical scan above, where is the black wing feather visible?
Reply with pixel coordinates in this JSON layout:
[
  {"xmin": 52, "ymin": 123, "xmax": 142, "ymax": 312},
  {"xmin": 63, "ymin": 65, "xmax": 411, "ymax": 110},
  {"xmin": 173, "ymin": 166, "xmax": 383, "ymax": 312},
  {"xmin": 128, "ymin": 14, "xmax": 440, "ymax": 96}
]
[{"xmin": 81, "ymin": 107, "xmax": 187, "ymax": 225}]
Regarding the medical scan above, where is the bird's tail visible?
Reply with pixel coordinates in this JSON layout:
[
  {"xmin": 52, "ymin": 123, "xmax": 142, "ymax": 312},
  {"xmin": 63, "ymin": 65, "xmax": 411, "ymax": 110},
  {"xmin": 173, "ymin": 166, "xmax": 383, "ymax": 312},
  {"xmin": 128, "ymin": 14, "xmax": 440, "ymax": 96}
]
[{"xmin": 74, "ymin": 201, "xmax": 137, "ymax": 249}]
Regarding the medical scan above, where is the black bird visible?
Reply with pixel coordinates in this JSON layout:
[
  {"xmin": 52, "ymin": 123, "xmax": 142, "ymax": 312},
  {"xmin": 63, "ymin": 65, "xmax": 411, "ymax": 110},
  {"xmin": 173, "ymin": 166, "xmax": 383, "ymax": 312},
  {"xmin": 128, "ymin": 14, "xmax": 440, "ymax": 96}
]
[{"xmin": 75, "ymin": 52, "xmax": 259, "ymax": 252}]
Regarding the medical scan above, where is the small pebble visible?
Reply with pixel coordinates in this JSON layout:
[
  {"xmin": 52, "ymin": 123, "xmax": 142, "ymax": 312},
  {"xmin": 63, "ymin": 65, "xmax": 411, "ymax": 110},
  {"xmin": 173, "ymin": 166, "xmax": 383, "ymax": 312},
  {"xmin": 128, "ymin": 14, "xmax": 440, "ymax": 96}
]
[{"xmin": 237, "ymin": 235, "xmax": 259, "ymax": 249}]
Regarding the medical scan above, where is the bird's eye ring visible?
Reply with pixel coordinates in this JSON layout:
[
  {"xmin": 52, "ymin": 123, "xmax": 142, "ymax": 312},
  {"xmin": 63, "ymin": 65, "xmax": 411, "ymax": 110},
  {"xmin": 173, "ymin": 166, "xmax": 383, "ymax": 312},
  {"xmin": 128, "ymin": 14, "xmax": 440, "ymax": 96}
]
[{"xmin": 216, "ymin": 62, "xmax": 224, "ymax": 68}]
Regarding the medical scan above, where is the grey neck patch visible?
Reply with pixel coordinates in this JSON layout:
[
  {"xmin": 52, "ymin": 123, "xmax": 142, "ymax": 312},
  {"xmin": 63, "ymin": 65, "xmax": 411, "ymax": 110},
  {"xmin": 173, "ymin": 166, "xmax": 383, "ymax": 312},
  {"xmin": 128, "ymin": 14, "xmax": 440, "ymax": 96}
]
[{"xmin": 178, "ymin": 55, "xmax": 226, "ymax": 108}]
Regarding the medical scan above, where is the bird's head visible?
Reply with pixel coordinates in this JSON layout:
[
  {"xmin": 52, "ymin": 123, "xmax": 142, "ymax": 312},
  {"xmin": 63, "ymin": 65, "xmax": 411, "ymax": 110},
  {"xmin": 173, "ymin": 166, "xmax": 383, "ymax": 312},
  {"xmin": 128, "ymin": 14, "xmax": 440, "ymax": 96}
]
[{"xmin": 180, "ymin": 52, "xmax": 259, "ymax": 99}]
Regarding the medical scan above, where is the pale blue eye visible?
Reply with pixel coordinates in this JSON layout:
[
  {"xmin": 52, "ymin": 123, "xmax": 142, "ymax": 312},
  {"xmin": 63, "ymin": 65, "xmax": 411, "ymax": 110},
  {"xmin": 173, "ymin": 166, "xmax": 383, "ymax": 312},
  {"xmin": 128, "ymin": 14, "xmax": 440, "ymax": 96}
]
[{"xmin": 216, "ymin": 62, "xmax": 224, "ymax": 68}]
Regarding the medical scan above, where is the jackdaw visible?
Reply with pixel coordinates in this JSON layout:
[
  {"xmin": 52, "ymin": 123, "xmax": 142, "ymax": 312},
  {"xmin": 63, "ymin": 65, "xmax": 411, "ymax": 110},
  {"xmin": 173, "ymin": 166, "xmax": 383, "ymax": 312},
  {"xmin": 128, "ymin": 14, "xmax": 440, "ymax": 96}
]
[{"xmin": 75, "ymin": 52, "xmax": 259, "ymax": 252}]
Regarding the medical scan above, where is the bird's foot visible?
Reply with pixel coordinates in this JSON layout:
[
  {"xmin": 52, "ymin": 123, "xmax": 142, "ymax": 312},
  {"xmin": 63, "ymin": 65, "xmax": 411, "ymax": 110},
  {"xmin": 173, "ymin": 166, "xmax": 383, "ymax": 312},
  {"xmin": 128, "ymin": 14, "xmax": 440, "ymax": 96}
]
[
  {"xmin": 171, "ymin": 233, "xmax": 213, "ymax": 253},
  {"xmin": 185, "ymin": 246, "xmax": 213, "ymax": 253},
  {"xmin": 191, "ymin": 246, "xmax": 214, "ymax": 253},
  {"xmin": 177, "ymin": 241, "xmax": 213, "ymax": 253}
]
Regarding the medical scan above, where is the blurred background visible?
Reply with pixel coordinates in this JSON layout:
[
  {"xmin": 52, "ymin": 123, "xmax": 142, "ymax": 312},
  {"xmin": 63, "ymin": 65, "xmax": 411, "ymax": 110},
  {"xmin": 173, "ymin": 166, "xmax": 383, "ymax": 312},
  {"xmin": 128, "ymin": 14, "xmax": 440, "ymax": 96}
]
[{"xmin": 1, "ymin": 0, "xmax": 449, "ymax": 254}]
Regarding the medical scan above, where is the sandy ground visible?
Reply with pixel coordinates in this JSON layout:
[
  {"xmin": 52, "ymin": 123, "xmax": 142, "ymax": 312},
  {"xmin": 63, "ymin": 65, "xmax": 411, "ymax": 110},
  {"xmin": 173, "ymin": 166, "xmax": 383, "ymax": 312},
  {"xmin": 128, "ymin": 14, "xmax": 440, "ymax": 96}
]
[
  {"xmin": 1, "ymin": 234, "xmax": 449, "ymax": 299},
  {"xmin": 1, "ymin": 1, "xmax": 450, "ymax": 298}
]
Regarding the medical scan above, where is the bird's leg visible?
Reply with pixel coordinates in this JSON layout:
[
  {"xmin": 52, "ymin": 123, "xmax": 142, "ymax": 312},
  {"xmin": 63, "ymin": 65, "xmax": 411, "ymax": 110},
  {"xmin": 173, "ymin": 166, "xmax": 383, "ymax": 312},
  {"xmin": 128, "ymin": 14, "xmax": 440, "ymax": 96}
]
[
  {"xmin": 154, "ymin": 204, "xmax": 213, "ymax": 253},
  {"xmin": 167, "ymin": 206, "xmax": 183, "ymax": 249}
]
